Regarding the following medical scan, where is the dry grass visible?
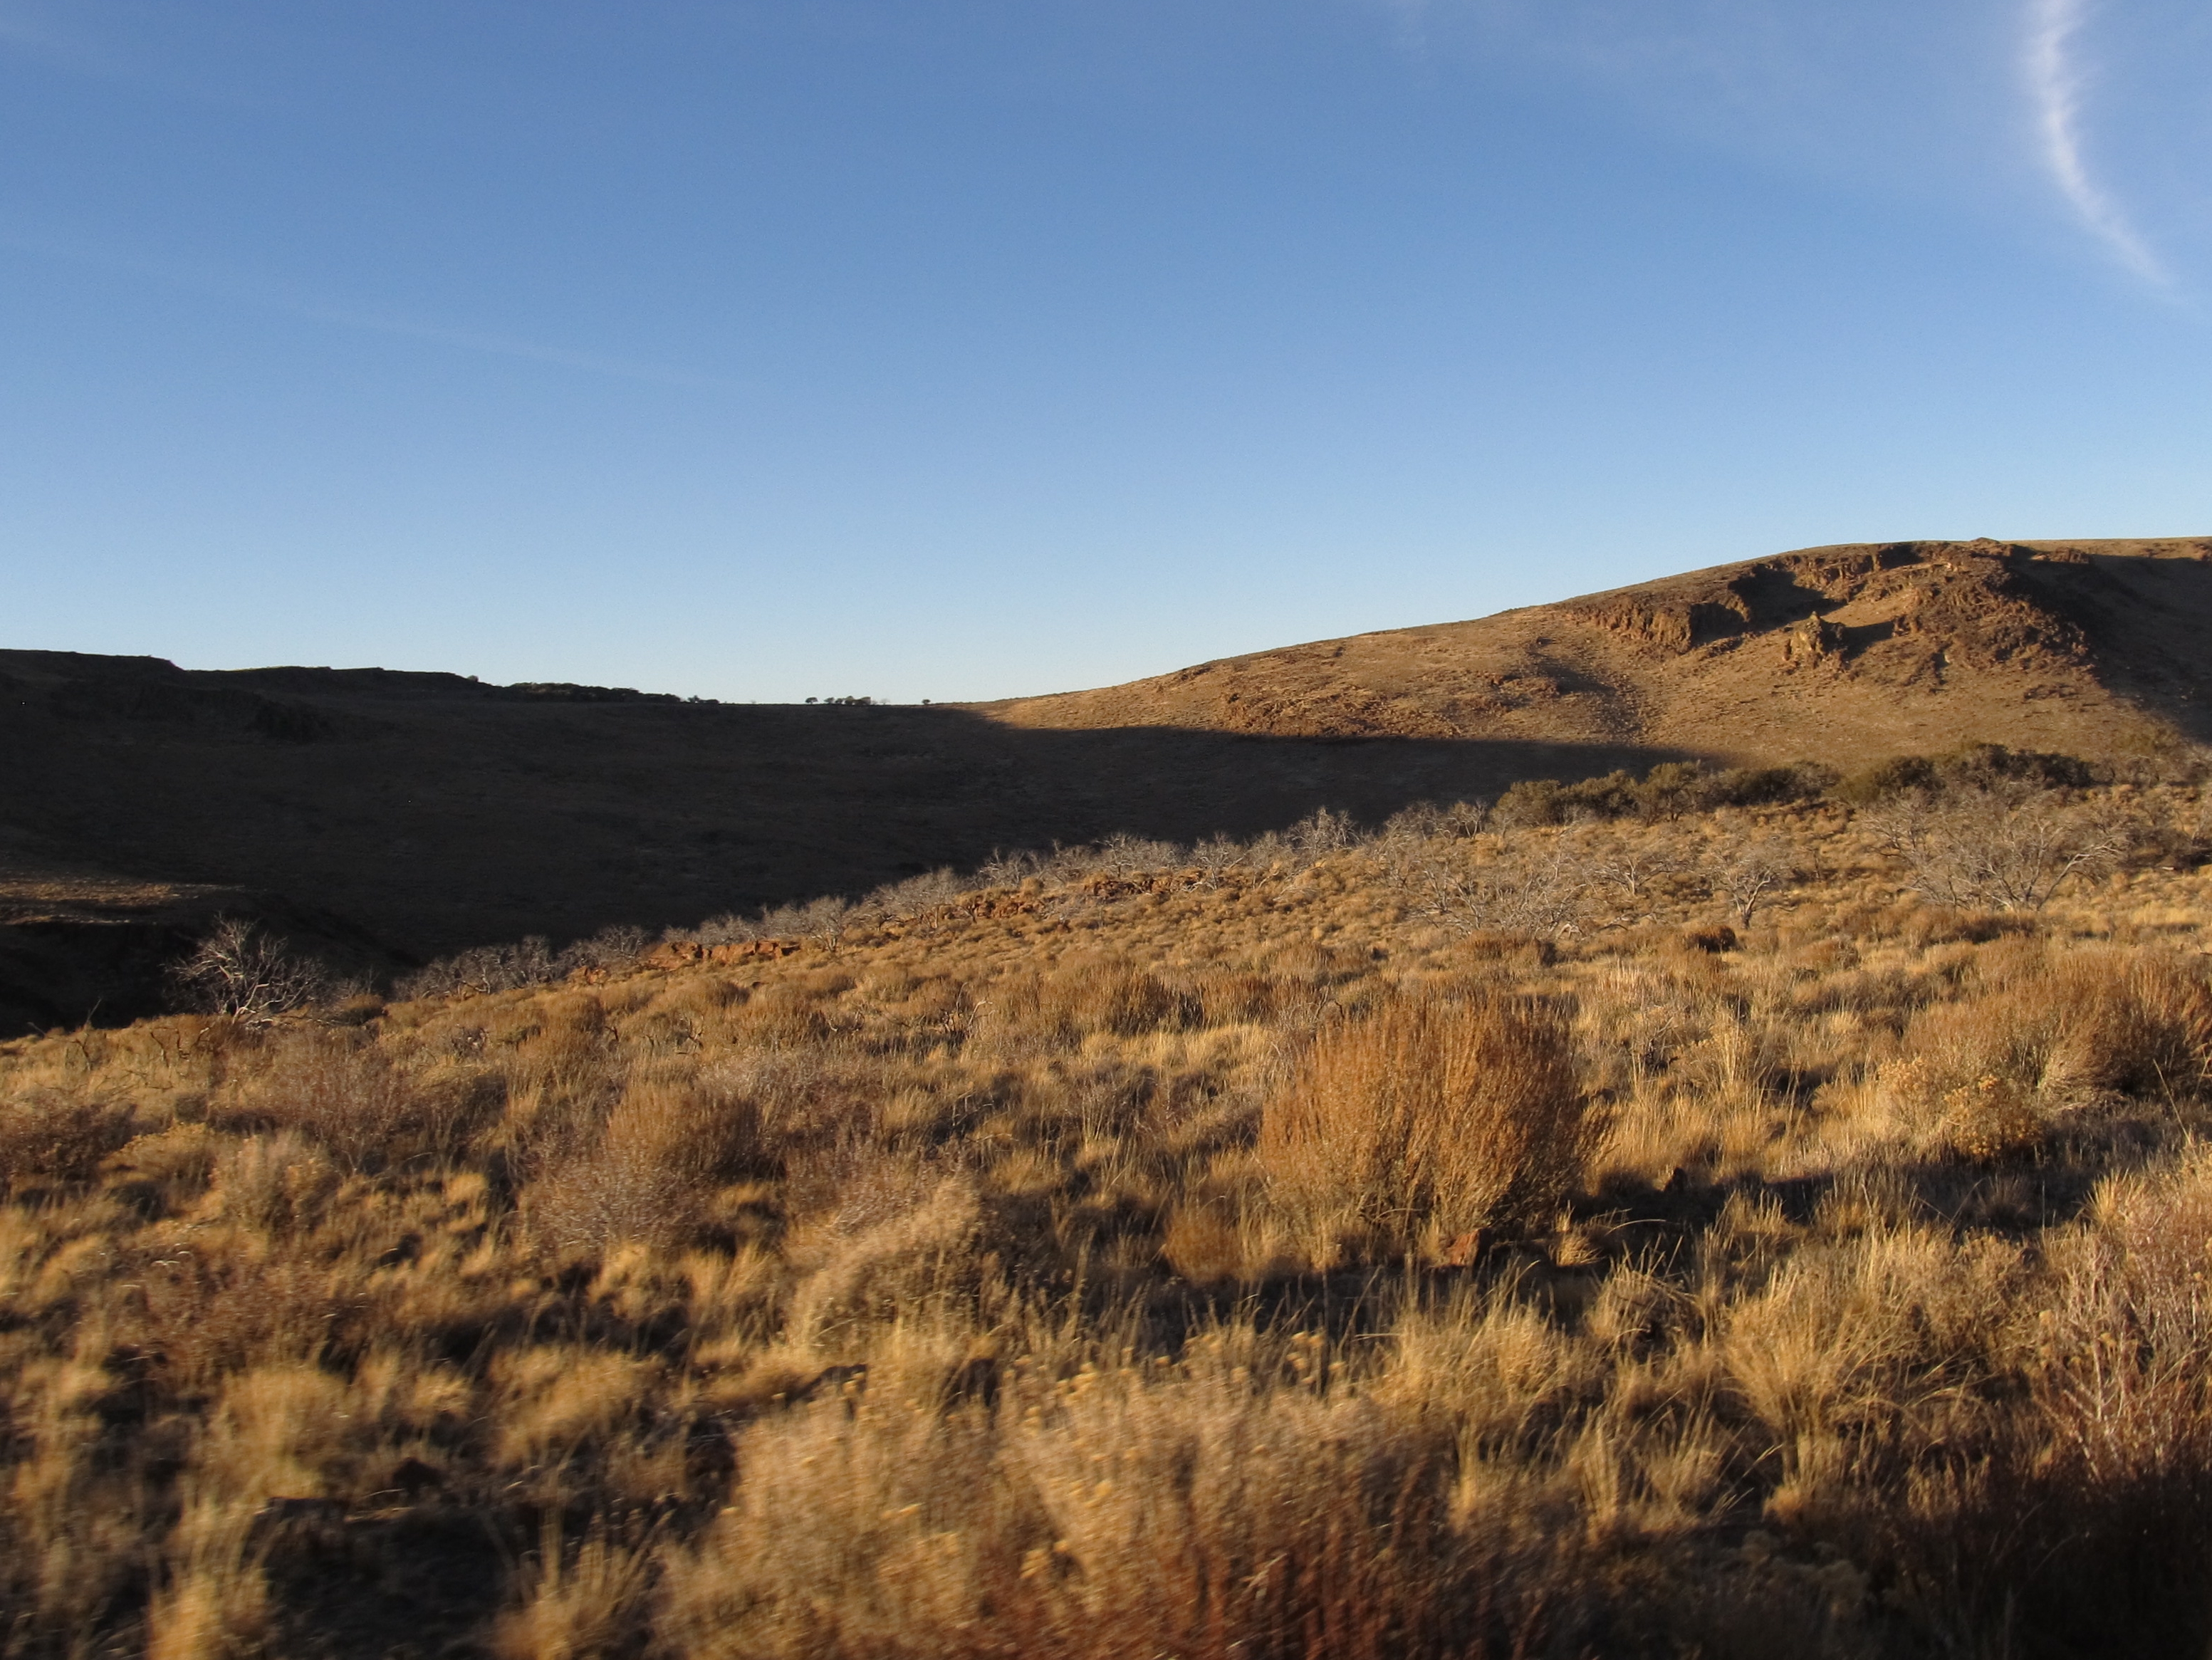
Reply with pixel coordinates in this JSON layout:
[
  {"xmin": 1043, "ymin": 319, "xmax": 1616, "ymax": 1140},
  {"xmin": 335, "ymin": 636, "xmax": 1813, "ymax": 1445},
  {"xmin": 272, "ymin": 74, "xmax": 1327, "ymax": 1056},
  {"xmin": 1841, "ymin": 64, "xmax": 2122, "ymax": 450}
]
[
  {"xmin": 1260, "ymin": 990, "xmax": 1591, "ymax": 1262},
  {"xmin": 6, "ymin": 781, "xmax": 2212, "ymax": 1656}
]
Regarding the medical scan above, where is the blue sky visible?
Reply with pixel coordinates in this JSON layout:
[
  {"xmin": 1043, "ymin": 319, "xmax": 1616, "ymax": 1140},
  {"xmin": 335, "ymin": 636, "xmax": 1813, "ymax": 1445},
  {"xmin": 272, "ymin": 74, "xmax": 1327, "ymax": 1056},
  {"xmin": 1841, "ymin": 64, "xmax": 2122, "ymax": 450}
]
[{"xmin": 4, "ymin": 1, "xmax": 2207, "ymax": 701}]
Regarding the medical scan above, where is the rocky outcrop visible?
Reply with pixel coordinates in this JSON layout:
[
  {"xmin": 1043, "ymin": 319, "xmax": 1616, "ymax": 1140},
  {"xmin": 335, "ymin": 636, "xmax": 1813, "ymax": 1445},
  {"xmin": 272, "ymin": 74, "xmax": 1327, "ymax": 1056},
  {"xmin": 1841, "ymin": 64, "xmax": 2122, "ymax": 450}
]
[{"xmin": 981, "ymin": 538, "xmax": 2212, "ymax": 762}]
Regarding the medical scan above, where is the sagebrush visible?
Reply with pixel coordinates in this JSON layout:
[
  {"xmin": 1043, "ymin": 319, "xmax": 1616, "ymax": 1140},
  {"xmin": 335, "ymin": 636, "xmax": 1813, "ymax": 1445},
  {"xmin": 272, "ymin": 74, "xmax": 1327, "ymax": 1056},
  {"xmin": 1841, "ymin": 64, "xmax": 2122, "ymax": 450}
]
[{"xmin": 7, "ymin": 766, "xmax": 2212, "ymax": 1656}]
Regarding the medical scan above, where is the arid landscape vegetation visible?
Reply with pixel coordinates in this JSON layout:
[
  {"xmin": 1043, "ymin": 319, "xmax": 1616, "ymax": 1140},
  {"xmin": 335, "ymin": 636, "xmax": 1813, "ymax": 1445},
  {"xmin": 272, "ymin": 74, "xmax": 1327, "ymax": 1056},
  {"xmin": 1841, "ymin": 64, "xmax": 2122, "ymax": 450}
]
[
  {"xmin": 6, "ymin": 538, "xmax": 2209, "ymax": 1034},
  {"xmin": 8, "ymin": 539, "xmax": 2212, "ymax": 1657},
  {"xmin": 7, "ymin": 732, "xmax": 2212, "ymax": 1656},
  {"xmin": 19, "ymin": 0, "xmax": 2212, "ymax": 1646}
]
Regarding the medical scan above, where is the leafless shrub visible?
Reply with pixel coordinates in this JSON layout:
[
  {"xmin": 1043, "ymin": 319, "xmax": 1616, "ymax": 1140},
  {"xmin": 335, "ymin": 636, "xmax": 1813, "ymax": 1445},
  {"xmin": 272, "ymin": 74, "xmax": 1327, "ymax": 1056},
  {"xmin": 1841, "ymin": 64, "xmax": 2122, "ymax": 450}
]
[
  {"xmin": 1095, "ymin": 832, "xmax": 1183, "ymax": 877},
  {"xmin": 169, "ymin": 919, "xmax": 335, "ymax": 1025},
  {"xmin": 1187, "ymin": 834, "xmax": 1248, "ymax": 886},
  {"xmin": 558, "ymin": 924, "xmax": 652, "ymax": 972},
  {"xmin": 1379, "ymin": 798, "xmax": 1490, "ymax": 843},
  {"xmin": 691, "ymin": 912, "xmax": 764, "ymax": 948},
  {"xmin": 1238, "ymin": 828, "xmax": 1294, "ymax": 870},
  {"xmin": 399, "ymin": 936, "xmax": 559, "ymax": 998},
  {"xmin": 1863, "ymin": 783, "xmax": 2132, "ymax": 912},
  {"xmin": 1287, "ymin": 806, "xmax": 1357, "ymax": 860},
  {"xmin": 761, "ymin": 895, "xmax": 855, "ymax": 946},
  {"xmin": 860, "ymin": 867, "xmax": 966, "ymax": 918},
  {"xmin": 1393, "ymin": 836, "xmax": 1585, "ymax": 936},
  {"xmin": 1587, "ymin": 837, "xmax": 1681, "ymax": 907},
  {"xmin": 1710, "ymin": 836, "xmax": 1798, "ymax": 927},
  {"xmin": 976, "ymin": 847, "xmax": 1045, "ymax": 887}
]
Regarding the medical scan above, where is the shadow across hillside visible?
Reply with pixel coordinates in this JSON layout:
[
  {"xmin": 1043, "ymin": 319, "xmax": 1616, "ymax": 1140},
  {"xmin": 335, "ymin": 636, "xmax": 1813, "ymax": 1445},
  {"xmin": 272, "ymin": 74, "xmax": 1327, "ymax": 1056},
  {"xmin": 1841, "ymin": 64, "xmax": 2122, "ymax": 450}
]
[
  {"xmin": 0, "ymin": 649, "xmax": 1694, "ymax": 1028},
  {"xmin": 2014, "ymin": 551, "xmax": 2212, "ymax": 743}
]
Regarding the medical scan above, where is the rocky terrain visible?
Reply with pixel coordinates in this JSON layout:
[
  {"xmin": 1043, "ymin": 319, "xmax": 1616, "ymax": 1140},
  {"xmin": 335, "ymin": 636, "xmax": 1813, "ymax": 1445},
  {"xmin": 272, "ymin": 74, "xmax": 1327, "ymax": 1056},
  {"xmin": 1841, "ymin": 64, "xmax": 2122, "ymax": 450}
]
[{"xmin": 985, "ymin": 538, "xmax": 2212, "ymax": 761}]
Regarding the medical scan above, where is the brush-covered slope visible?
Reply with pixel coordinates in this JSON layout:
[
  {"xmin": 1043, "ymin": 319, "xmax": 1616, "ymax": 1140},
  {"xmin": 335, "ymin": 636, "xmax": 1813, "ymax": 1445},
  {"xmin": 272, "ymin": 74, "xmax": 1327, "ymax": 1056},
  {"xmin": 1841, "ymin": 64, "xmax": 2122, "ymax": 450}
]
[
  {"xmin": 6, "ymin": 536, "xmax": 2207, "ymax": 1032},
  {"xmin": 981, "ymin": 538, "xmax": 2212, "ymax": 763},
  {"xmin": 9, "ymin": 782, "xmax": 2212, "ymax": 1656},
  {"xmin": 0, "ymin": 651, "xmax": 1663, "ymax": 987}
]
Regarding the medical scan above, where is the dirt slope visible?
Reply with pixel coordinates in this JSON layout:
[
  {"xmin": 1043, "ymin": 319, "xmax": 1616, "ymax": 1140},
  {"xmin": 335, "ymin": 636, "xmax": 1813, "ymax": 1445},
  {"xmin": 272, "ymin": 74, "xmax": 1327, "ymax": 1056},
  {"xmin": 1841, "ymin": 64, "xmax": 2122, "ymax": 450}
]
[{"xmin": 979, "ymin": 538, "xmax": 2212, "ymax": 765}]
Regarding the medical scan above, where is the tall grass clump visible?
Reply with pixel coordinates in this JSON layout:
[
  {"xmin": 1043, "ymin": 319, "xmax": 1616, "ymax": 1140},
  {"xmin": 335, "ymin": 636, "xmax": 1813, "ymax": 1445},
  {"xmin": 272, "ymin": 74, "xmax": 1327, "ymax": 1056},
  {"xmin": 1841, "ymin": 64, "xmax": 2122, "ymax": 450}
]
[{"xmin": 1259, "ymin": 991, "xmax": 1592, "ymax": 1260}]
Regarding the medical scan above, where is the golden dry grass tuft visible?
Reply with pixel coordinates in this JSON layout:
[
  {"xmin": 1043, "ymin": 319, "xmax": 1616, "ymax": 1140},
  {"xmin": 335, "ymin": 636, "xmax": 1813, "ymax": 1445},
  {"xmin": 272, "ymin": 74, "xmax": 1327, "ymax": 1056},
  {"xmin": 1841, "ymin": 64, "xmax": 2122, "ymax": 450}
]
[{"xmin": 1260, "ymin": 990, "xmax": 1590, "ymax": 1260}]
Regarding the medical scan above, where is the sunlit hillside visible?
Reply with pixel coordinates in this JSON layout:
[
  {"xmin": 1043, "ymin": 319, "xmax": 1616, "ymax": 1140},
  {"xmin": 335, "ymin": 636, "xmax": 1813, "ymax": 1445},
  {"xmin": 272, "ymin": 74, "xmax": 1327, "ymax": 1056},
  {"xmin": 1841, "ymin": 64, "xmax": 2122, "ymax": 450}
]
[{"xmin": 5, "ymin": 751, "xmax": 2212, "ymax": 1657}]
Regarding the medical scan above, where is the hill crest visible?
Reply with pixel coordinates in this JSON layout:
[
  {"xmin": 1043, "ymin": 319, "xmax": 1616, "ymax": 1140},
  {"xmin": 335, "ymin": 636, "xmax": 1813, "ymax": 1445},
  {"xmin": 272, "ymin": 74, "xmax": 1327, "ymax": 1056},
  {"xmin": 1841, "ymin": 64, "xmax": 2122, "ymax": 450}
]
[{"xmin": 978, "ymin": 538, "xmax": 2212, "ymax": 765}]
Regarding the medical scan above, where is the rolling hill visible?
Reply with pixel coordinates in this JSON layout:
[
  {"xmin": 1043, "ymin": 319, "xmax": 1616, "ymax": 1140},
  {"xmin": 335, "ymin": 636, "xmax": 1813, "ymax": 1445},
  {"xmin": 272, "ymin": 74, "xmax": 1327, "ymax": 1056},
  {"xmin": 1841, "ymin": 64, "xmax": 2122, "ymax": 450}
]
[
  {"xmin": 983, "ymin": 536, "xmax": 2212, "ymax": 761},
  {"xmin": 4, "ymin": 535, "xmax": 2206, "ymax": 1029}
]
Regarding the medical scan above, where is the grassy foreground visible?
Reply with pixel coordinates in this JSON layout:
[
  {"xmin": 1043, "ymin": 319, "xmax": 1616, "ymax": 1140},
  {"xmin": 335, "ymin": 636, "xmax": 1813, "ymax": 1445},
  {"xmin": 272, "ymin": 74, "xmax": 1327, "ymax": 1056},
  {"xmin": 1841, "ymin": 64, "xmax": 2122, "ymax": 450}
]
[{"xmin": 6, "ymin": 770, "xmax": 2212, "ymax": 1658}]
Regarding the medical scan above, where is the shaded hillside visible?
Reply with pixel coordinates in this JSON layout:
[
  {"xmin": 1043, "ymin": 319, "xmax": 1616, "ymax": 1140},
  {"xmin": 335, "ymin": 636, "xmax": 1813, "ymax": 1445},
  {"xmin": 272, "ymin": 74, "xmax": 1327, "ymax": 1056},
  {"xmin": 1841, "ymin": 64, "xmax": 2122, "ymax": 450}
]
[
  {"xmin": 0, "ymin": 649, "xmax": 1675, "ymax": 1028},
  {"xmin": 981, "ymin": 538, "xmax": 2212, "ymax": 763},
  {"xmin": 5, "ymin": 536, "xmax": 2206, "ymax": 1031}
]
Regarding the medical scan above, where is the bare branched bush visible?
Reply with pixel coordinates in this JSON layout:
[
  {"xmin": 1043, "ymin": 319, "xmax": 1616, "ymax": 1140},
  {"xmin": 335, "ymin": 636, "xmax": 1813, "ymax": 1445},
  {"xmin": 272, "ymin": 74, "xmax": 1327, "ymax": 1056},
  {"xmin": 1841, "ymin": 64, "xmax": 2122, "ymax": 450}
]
[
  {"xmin": 860, "ymin": 866, "xmax": 966, "ymax": 917},
  {"xmin": 1864, "ymin": 782, "xmax": 2132, "ymax": 912},
  {"xmin": 169, "ymin": 919, "xmax": 335, "ymax": 1024},
  {"xmin": 1393, "ymin": 836, "xmax": 1586, "ymax": 936},
  {"xmin": 399, "ymin": 925, "xmax": 649, "ymax": 998},
  {"xmin": 1095, "ymin": 831, "xmax": 1184, "ymax": 877},
  {"xmin": 397, "ymin": 934, "xmax": 559, "ymax": 998},
  {"xmin": 1188, "ymin": 833, "xmax": 1248, "ymax": 886},
  {"xmin": 1709, "ymin": 835, "xmax": 1798, "ymax": 927},
  {"xmin": 1585, "ymin": 833, "xmax": 1684, "ymax": 909},
  {"xmin": 769, "ymin": 894, "xmax": 855, "ymax": 945},
  {"xmin": 558, "ymin": 924, "xmax": 651, "ymax": 971},
  {"xmin": 1287, "ymin": 806, "xmax": 1357, "ymax": 860},
  {"xmin": 689, "ymin": 912, "xmax": 765, "ymax": 948},
  {"xmin": 1379, "ymin": 798, "xmax": 1489, "ymax": 842},
  {"xmin": 976, "ymin": 847, "xmax": 1045, "ymax": 887}
]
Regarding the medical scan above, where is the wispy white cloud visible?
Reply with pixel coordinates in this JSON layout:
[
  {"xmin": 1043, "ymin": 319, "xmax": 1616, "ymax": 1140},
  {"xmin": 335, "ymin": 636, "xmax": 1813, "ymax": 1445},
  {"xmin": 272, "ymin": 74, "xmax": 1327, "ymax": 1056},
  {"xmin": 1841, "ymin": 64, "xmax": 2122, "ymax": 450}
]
[
  {"xmin": 0, "ymin": 228, "xmax": 739, "ymax": 390},
  {"xmin": 2023, "ymin": 0, "xmax": 2167, "ymax": 282},
  {"xmin": 1363, "ymin": 1, "xmax": 1998, "ymax": 197}
]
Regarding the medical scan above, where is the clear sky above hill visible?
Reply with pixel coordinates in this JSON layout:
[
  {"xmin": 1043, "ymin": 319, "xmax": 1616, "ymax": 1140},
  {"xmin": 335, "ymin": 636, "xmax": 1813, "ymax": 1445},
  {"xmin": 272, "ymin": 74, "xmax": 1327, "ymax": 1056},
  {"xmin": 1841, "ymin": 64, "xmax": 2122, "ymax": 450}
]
[{"xmin": 4, "ymin": 1, "xmax": 2208, "ymax": 703}]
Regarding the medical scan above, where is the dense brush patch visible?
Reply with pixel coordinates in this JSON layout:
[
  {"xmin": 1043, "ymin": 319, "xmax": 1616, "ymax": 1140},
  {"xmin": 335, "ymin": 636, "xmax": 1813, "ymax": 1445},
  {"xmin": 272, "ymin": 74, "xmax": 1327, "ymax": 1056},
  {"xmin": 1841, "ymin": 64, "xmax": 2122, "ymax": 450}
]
[{"xmin": 6, "ymin": 773, "xmax": 2212, "ymax": 1657}]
